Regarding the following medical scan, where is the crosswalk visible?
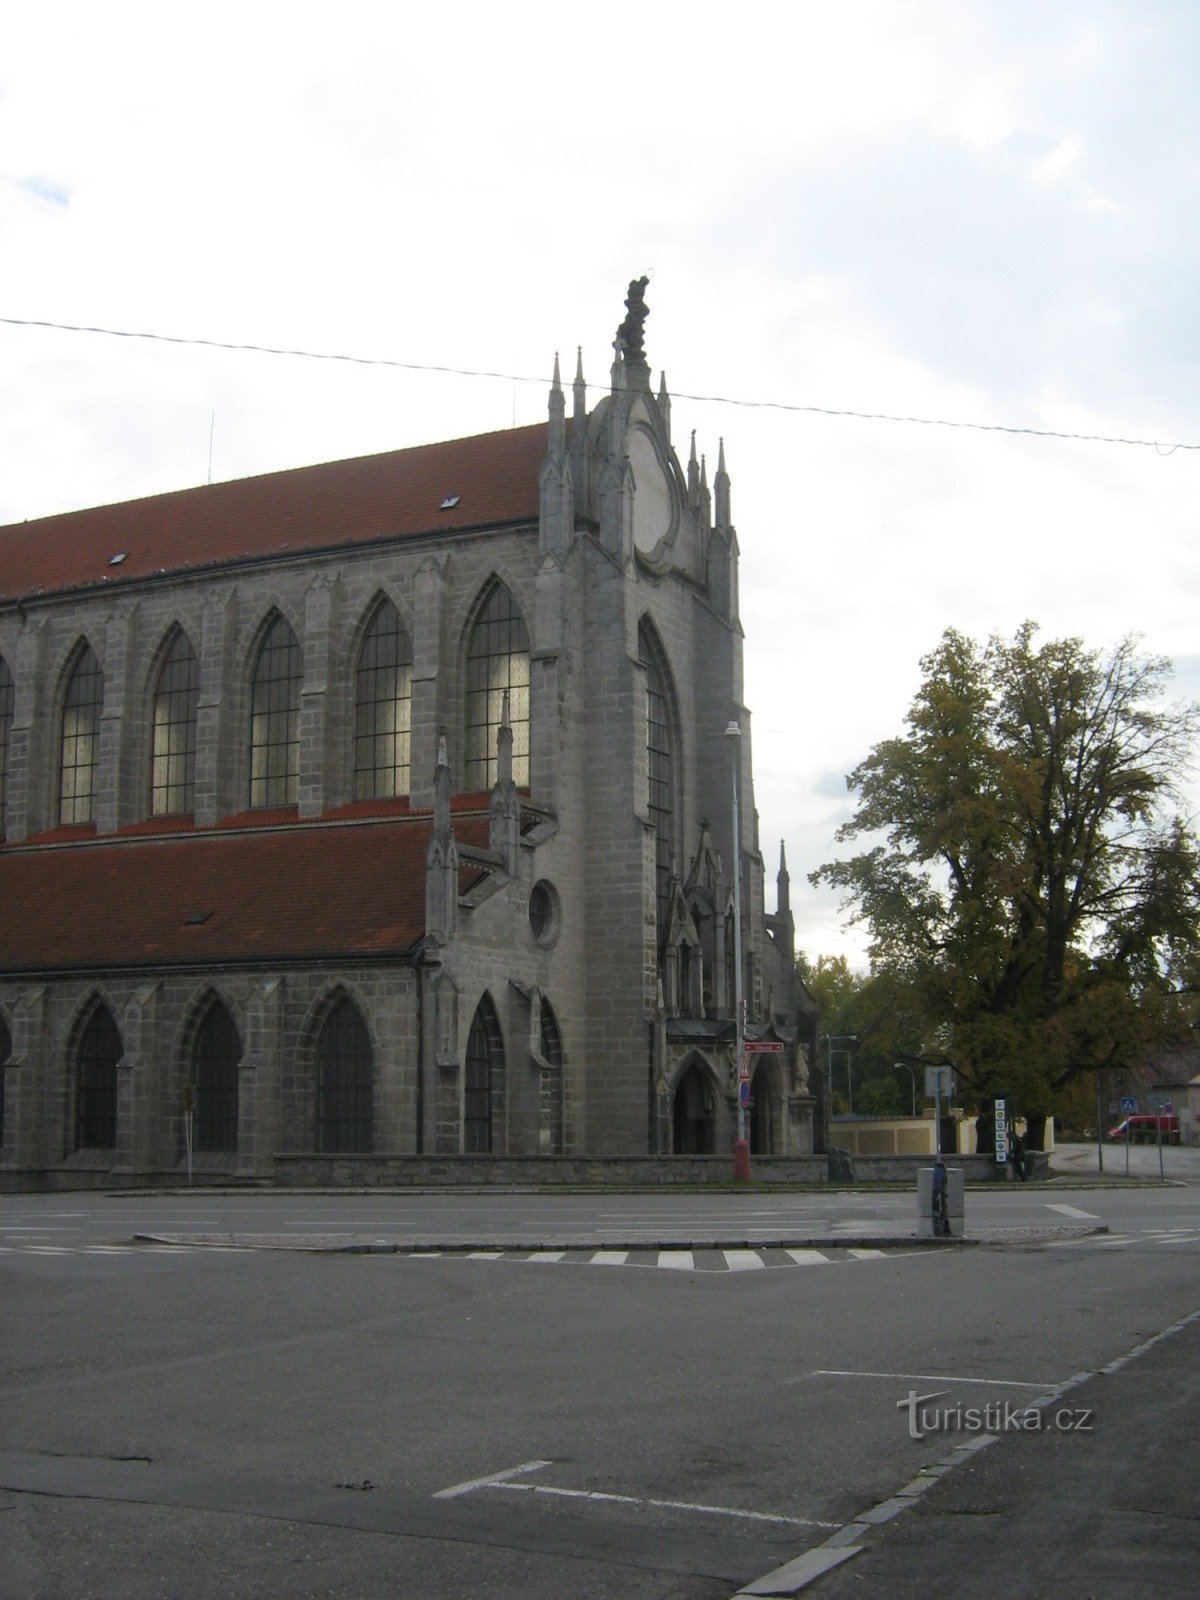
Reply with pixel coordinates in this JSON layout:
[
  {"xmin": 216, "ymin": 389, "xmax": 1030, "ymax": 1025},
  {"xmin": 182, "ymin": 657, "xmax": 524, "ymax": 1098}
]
[
  {"xmin": 404, "ymin": 1245, "xmax": 894, "ymax": 1273},
  {"xmin": 0, "ymin": 1241, "xmax": 904, "ymax": 1271},
  {"xmin": 1052, "ymin": 1228, "xmax": 1200, "ymax": 1252}
]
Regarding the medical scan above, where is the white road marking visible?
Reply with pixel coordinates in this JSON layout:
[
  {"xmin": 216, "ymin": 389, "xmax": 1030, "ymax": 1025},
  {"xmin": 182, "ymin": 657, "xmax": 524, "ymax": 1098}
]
[
  {"xmin": 1046, "ymin": 1203, "xmax": 1102, "ymax": 1220},
  {"xmin": 527, "ymin": 1251, "xmax": 565, "ymax": 1263},
  {"xmin": 785, "ymin": 1249, "xmax": 831, "ymax": 1266},
  {"xmin": 723, "ymin": 1250, "xmax": 766, "ymax": 1271},
  {"xmin": 466, "ymin": 1251, "xmax": 503, "ymax": 1259},
  {"xmin": 656, "ymin": 1251, "xmax": 695, "ymax": 1270},
  {"xmin": 491, "ymin": 1481, "xmax": 837, "ymax": 1528},
  {"xmin": 589, "ymin": 1251, "xmax": 629, "ymax": 1266},
  {"xmin": 434, "ymin": 1459, "xmax": 552, "ymax": 1500},
  {"xmin": 848, "ymin": 1248, "xmax": 885, "ymax": 1259},
  {"xmin": 803, "ymin": 1369, "xmax": 1053, "ymax": 1389}
]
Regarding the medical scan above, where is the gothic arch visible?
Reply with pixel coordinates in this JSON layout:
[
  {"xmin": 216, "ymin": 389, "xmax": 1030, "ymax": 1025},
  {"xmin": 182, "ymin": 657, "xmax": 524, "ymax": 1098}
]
[
  {"xmin": 144, "ymin": 623, "xmax": 201, "ymax": 817},
  {"xmin": 0, "ymin": 1004, "xmax": 11, "ymax": 1149},
  {"xmin": 0, "ymin": 649, "xmax": 13, "ymax": 836},
  {"xmin": 464, "ymin": 991, "xmax": 505, "ymax": 1153},
  {"xmin": 186, "ymin": 993, "xmax": 243, "ymax": 1153},
  {"xmin": 638, "ymin": 617, "xmax": 682, "ymax": 928},
  {"xmin": 302, "ymin": 986, "xmax": 375, "ymax": 1155},
  {"xmin": 671, "ymin": 1052, "xmax": 720, "ymax": 1156},
  {"xmin": 749, "ymin": 1056, "xmax": 781, "ymax": 1156},
  {"xmin": 55, "ymin": 637, "xmax": 104, "ymax": 827},
  {"xmin": 245, "ymin": 607, "xmax": 303, "ymax": 809},
  {"xmin": 68, "ymin": 994, "xmax": 123, "ymax": 1152},
  {"xmin": 538, "ymin": 997, "xmax": 565, "ymax": 1156},
  {"xmin": 350, "ymin": 593, "xmax": 414, "ymax": 800},
  {"xmin": 460, "ymin": 578, "xmax": 531, "ymax": 790}
]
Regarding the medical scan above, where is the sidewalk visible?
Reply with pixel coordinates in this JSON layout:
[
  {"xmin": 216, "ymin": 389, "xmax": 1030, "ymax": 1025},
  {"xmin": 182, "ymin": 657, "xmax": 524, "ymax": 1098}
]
[{"xmin": 737, "ymin": 1310, "xmax": 1200, "ymax": 1599}]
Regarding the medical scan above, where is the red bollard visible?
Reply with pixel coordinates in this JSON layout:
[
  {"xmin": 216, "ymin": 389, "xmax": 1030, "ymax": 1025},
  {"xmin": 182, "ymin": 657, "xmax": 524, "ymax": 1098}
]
[{"xmin": 733, "ymin": 1138, "xmax": 752, "ymax": 1183}]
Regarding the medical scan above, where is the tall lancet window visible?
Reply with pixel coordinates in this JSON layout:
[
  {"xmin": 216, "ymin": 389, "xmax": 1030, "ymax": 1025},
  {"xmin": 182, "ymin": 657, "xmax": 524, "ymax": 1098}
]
[
  {"xmin": 151, "ymin": 630, "xmax": 200, "ymax": 815},
  {"xmin": 464, "ymin": 581, "xmax": 529, "ymax": 789},
  {"xmin": 59, "ymin": 643, "xmax": 103, "ymax": 826},
  {"xmin": 249, "ymin": 615, "xmax": 301, "ymax": 808},
  {"xmin": 0, "ymin": 654, "xmax": 13, "ymax": 835},
  {"xmin": 354, "ymin": 600, "xmax": 412, "ymax": 799},
  {"xmin": 640, "ymin": 624, "xmax": 676, "ymax": 928}
]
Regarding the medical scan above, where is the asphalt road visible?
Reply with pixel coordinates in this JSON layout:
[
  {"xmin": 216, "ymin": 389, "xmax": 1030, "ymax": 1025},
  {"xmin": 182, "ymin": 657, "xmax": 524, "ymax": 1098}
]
[{"xmin": 3, "ymin": 1177, "xmax": 1199, "ymax": 1599}]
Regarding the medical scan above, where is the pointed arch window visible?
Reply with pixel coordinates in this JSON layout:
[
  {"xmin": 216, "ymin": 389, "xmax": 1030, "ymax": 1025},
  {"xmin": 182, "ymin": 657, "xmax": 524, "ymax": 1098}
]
[
  {"xmin": 640, "ymin": 625, "xmax": 676, "ymax": 927},
  {"xmin": 465, "ymin": 582, "xmax": 529, "ymax": 789},
  {"xmin": 249, "ymin": 615, "xmax": 301, "ymax": 808},
  {"xmin": 191, "ymin": 999, "xmax": 241, "ymax": 1152},
  {"xmin": 0, "ymin": 1011, "xmax": 11, "ymax": 1149},
  {"xmin": 0, "ymin": 654, "xmax": 13, "ymax": 836},
  {"xmin": 539, "ymin": 998, "xmax": 564, "ymax": 1156},
  {"xmin": 464, "ymin": 994, "xmax": 504, "ymax": 1153},
  {"xmin": 59, "ymin": 644, "xmax": 103, "ymax": 826},
  {"xmin": 316, "ymin": 997, "xmax": 373, "ymax": 1154},
  {"xmin": 151, "ymin": 630, "xmax": 200, "ymax": 816},
  {"xmin": 354, "ymin": 600, "xmax": 413, "ymax": 799},
  {"xmin": 75, "ymin": 1005, "xmax": 121, "ymax": 1150}
]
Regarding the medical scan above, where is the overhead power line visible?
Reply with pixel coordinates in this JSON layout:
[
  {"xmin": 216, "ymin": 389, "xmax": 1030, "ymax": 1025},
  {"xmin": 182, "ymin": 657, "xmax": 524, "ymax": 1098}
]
[{"xmin": 1, "ymin": 314, "xmax": 1195, "ymax": 455}]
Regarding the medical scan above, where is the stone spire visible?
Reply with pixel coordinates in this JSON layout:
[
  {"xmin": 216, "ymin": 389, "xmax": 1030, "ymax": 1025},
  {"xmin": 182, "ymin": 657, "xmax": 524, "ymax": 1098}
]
[
  {"xmin": 425, "ymin": 734, "xmax": 459, "ymax": 942},
  {"xmin": 714, "ymin": 437, "xmax": 731, "ymax": 529},
  {"xmin": 573, "ymin": 346, "xmax": 586, "ymax": 424},
  {"xmin": 548, "ymin": 351, "xmax": 565, "ymax": 458},
  {"xmin": 489, "ymin": 692, "xmax": 520, "ymax": 873},
  {"xmin": 657, "ymin": 370, "xmax": 671, "ymax": 441},
  {"xmin": 776, "ymin": 840, "xmax": 794, "ymax": 955},
  {"xmin": 539, "ymin": 352, "xmax": 574, "ymax": 555}
]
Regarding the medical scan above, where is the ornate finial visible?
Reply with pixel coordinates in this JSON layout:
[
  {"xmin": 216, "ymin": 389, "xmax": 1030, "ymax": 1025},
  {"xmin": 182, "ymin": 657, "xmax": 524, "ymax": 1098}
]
[{"xmin": 614, "ymin": 275, "xmax": 650, "ymax": 364}]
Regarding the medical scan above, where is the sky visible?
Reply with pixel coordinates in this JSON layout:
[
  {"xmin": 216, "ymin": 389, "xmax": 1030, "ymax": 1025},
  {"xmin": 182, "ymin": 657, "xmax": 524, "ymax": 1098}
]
[{"xmin": 2, "ymin": 1, "xmax": 1197, "ymax": 964}]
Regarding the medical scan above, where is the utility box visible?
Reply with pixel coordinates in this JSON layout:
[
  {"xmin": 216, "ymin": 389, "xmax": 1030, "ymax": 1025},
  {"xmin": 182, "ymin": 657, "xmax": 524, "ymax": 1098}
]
[{"xmin": 917, "ymin": 1166, "xmax": 965, "ymax": 1238}]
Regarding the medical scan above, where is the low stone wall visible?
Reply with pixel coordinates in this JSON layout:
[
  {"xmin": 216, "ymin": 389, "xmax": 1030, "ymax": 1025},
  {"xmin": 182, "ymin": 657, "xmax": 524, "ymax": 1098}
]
[{"xmin": 271, "ymin": 1152, "xmax": 1028, "ymax": 1186}]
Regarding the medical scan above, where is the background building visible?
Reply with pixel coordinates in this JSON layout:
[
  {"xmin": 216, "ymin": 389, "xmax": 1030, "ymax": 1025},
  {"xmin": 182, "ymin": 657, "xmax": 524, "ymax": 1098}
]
[{"xmin": 0, "ymin": 288, "xmax": 814, "ymax": 1188}]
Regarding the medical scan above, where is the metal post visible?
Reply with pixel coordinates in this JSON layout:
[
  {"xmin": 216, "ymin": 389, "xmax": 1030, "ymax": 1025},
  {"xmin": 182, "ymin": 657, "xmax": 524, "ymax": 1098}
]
[{"xmin": 724, "ymin": 720, "xmax": 750, "ymax": 1182}]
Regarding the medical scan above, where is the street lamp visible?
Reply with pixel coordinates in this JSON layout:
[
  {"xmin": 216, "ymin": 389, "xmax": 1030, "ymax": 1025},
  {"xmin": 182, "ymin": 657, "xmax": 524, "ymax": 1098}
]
[
  {"xmin": 724, "ymin": 719, "xmax": 750, "ymax": 1182},
  {"xmin": 823, "ymin": 1035, "xmax": 858, "ymax": 1114},
  {"xmin": 896, "ymin": 1062, "xmax": 918, "ymax": 1118}
]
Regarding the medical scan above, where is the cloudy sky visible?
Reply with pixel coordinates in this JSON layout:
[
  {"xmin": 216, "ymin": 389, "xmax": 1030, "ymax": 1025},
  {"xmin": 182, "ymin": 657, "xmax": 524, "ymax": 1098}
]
[{"xmin": 2, "ymin": 1, "xmax": 1197, "ymax": 962}]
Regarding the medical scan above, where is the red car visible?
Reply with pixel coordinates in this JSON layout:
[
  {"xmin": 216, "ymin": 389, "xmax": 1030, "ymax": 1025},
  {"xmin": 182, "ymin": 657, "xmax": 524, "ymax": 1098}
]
[{"xmin": 1106, "ymin": 1113, "xmax": 1179, "ymax": 1141}]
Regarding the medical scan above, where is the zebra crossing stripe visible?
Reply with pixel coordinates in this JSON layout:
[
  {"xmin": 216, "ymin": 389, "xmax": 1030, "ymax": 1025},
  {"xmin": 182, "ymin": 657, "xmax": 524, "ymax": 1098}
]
[
  {"xmin": 723, "ymin": 1250, "xmax": 767, "ymax": 1271},
  {"xmin": 590, "ymin": 1250, "xmax": 629, "ymax": 1266},
  {"xmin": 657, "ymin": 1251, "xmax": 695, "ymax": 1270},
  {"xmin": 786, "ymin": 1248, "xmax": 831, "ymax": 1266},
  {"xmin": 527, "ymin": 1251, "xmax": 566, "ymax": 1263}
]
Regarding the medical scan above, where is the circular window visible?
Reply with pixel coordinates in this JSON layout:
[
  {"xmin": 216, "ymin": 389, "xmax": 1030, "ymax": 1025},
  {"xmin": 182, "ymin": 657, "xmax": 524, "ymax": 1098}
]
[{"xmin": 529, "ymin": 881, "xmax": 560, "ymax": 945}]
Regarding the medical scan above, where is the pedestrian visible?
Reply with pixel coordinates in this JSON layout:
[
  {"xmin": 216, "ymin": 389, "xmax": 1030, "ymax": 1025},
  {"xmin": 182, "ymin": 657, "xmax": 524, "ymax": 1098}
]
[{"xmin": 1010, "ymin": 1128, "xmax": 1027, "ymax": 1181}]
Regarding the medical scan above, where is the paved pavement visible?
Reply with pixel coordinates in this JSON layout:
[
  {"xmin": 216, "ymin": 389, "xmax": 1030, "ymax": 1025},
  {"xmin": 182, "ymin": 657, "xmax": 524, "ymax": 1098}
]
[{"xmin": 770, "ymin": 1306, "xmax": 1200, "ymax": 1599}]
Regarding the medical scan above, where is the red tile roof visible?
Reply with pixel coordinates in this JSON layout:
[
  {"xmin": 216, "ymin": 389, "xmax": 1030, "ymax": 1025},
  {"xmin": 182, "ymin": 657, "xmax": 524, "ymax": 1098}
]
[
  {"xmin": 0, "ymin": 812, "xmax": 492, "ymax": 973},
  {"xmin": 0, "ymin": 423, "xmax": 549, "ymax": 602}
]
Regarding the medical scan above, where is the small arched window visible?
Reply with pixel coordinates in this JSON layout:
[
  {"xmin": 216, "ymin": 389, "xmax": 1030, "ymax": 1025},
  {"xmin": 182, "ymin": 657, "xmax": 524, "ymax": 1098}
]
[
  {"xmin": 75, "ymin": 1004, "xmax": 121, "ymax": 1151},
  {"xmin": 639, "ymin": 624, "xmax": 676, "ymax": 928},
  {"xmin": 465, "ymin": 582, "xmax": 529, "ymax": 789},
  {"xmin": 249, "ymin": 615, "xmax": 301, "ymax": 808},
  {"xmin": 59, "ymin": 643, "xmax": 103, "ymax": 826},
  {"xmin": 316, "ymin": 997, "xmax": 373, "ymax": 1154},
  {"xmin": 354, "ymin": 600, "xmax": 413, "ymax": 799},
  {"xmin": 151, "ymin": 630, "xmax": 200, "ymax": 816},
  {"xmin": 464, "ymin": 994, "xmax": 504, "ymax": 1153},
  {"xmin": 191, "ymin": 999, "xmax": 241, "ymax": 1153},
  {"xmin": 0, "ymin": 654, "xmax": 13, "ymax": 836}
]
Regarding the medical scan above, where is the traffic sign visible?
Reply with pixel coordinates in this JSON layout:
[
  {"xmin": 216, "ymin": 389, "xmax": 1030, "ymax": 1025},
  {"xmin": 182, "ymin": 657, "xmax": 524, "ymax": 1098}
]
[
  {"xmin": 1162, "ymin": 1100, "xmax": 1174, "ymax": 1115},
  {"xmin": 1120, "ymin": 1095, "xmax": 1137, "ymax": 1114},
  {"xmin": 739, "ymin": 1079, "xmax": 751, "ymax": 1108},
  {"xmin": 743, "ymin": 1041, "xmax": 784, "ymax": 1053}
]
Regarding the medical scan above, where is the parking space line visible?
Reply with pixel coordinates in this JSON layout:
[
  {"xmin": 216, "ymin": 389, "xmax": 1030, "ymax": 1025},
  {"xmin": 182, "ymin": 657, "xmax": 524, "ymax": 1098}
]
[
  {"xmin": 433, "ymin": 1459, "xmax": 552, "ymax": 1500},
  {"xmin": 801, "ymin": 1369, "xmax": 1052, "ymax": 1389},
  {"xmin": 492, "ymin": 1479, "xmax": 837, "ymax": 1529}
]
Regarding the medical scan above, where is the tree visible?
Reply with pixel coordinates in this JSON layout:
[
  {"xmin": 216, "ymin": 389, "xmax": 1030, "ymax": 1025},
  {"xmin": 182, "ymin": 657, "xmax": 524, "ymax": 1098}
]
[{"xmin": 812, "ymin": 625, "xmax": 1200, "ymax": 1145}]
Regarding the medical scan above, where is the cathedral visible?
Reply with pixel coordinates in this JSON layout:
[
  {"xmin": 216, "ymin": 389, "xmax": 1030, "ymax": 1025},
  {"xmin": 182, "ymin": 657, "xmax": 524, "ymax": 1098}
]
[{"xmin": 0, "ymin": 286, "xmax": 815, "ymax": 1189}]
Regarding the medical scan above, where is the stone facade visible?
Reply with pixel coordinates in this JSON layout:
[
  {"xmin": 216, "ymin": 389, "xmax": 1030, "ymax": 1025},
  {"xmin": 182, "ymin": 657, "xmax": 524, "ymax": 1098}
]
[{"xmin": 0, "ymin": 292, "xmax": 815, "ymax": 1188}]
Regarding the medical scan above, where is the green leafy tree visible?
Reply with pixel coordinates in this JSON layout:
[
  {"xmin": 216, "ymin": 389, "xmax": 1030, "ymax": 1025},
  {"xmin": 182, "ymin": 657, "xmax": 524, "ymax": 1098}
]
[{"xmin": 812, "ymin": 625, "xmax": 1200, "ymax": 1145}]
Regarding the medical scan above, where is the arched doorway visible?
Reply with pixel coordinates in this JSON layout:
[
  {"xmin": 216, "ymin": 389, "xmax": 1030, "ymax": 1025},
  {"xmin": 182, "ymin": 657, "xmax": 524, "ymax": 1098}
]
[
  {"xmin": 750, "ymin": 1060, "xmax": 778, "ymax": 1155},
  {"xmin": 673, "ymin": 1059, "xmax": 716, "ymax": 1154}
]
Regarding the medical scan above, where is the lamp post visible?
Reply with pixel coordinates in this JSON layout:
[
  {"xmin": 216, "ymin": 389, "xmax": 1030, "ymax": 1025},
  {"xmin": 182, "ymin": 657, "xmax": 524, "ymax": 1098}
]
[
  {"xmin": 724, "ymin": 719, "xmax": 750, "ymax": 1182},
  {"xmin": 897, "ymin": 1062, "xmax": 918, "ymax": 1119}
]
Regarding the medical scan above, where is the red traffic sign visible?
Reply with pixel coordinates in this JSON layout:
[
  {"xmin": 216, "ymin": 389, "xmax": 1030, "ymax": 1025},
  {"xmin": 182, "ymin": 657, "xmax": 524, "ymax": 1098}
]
[{"xmin": 743, "ymin": 1041, "xmax": 784, "ymax": 1053}]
